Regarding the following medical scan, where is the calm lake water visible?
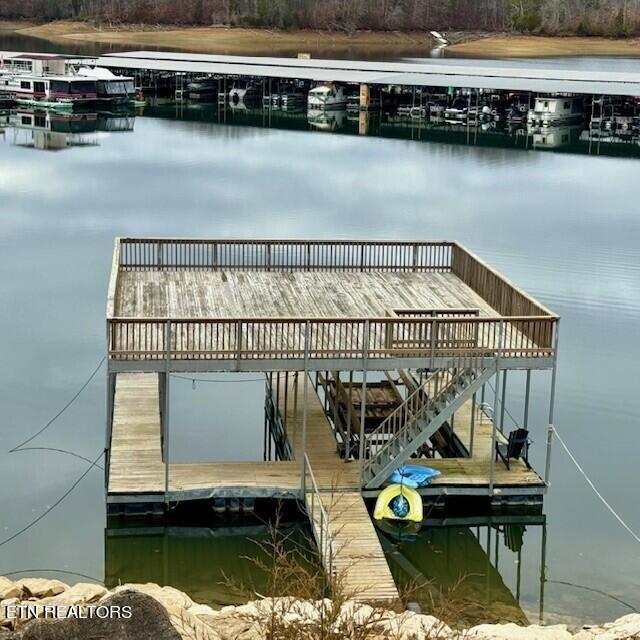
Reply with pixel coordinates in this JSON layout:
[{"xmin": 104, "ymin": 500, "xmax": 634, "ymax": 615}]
[{"xmin": 0, "ymin": 37, "xmax": 639, "ymax": 628}]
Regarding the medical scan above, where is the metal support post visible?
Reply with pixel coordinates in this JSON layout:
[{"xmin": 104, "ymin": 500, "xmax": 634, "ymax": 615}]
[
  {"xmin": 300, "ymin": 322, "xmax": 310, "ymax": 493},
  {"xmin": 358, "ymin": 321, "xmax": 370, "ymax": 485},
  {"xmin": 544, "ymin": 320, "xmax": 560, "ymax": 484}
]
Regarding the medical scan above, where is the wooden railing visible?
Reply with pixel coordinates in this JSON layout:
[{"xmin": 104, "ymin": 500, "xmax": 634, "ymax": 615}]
[
  {"xmin": 451, "ymin": 243, "xmax": 557, "ymax": 345},
  {"xmin": 107, "ymin": 239, "xmax": 558, "ymax": 363},
  {"xmin": 107, "ymin": 315, "xmax": 557, "ymax": 361},
  {"xmin": 117, "ymin": 238, "xmax": 454, "ymax": 272}
]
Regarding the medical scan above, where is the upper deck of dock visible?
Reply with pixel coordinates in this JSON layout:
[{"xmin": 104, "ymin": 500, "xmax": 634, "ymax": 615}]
[{"xmin": 106, "ymin": 239, "xmax": 558, "ymax": 372}]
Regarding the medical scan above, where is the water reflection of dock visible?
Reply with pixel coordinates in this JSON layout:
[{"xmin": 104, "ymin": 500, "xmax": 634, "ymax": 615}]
[
  {"xmin": 0, "ymin": 107, "xmax": 135, "ymax": 151},
  {"xmin": 380, "ymin": 514, "xmax": 547, "ymax": 625},
  {"xmin": 105, "ymin": 522, "xmax": 312, "ymax": 607},
  {"xmin": 140, "ymin": 103, "xmax": 640, "ymax": 159},
  {"xmin": 104, "ymin": 514, "xmax": 547, "ymax": 625}
]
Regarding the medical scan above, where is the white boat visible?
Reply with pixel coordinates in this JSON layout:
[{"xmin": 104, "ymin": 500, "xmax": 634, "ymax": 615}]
[
  {"xmin": 444, "ymin": 97, "xmax": 469, "ymax": 123},
  {"xmin": 307, "ymin": 83, "xmax": 347, "ymax": 110},
  {"xmin": 527, "ymin": 96, "xmax": 584, "ymax": 127},
  {"xmin": 77, "ymin": 66, "xmax": 136, "ymax": 104}
]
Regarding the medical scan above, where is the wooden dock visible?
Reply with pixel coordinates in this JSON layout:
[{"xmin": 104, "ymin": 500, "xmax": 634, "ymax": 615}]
[
  {"xmin": 105, "ymin": 237, "xmax": 558, "ymax": 607},
  {"xmin": 107, "ymin": 368, "xmax": 542, "ymax": 604}
]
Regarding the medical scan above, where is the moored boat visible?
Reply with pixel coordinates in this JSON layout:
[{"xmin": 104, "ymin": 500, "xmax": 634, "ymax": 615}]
[{"xmin": 307, "ymin": 83, "xmax": 347, "ymax": 110}]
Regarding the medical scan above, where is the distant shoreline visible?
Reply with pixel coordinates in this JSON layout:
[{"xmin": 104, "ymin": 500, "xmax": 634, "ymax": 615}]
[{"xmin": 3, "ymin": 20, "xmax": 640, "ymax": 57}]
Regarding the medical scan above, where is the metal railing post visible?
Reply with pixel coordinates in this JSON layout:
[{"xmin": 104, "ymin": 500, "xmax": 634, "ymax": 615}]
[
  {"xmin": 235, "ymin": 320, "xmax": 242, "ymax": 371},
  {"xmin": 358, "ymin": 320, "xmax": 370, "ymax": 486},
  {"xmin": 524, "ymin": 369, "xmax": 531, "ymax": 429},
  {"xmin": 544, "ymin": 319, "xmax": 560, "ymax": 485},
  {"xmin": 300, "ymin": 321, "xmax": 310, "ymax": 494},
  {"xmin": 488, "ymin": 320, "xmax": 504, "ymax": 496},
  {"xmin": 164, "ymin": 320, "xmax": 171, "ymax": 504}
]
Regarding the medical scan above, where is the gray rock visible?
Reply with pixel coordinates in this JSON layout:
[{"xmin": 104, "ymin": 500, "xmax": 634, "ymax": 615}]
[{"xmin": 20, "ymin": 591, "xmax": 182, "ymax": 640}]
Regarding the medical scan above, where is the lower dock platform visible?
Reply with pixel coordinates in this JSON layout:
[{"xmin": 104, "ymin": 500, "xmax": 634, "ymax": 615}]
[{"xmin": 107, "ymin": 370, "xmax": 545, "ymax": 605}]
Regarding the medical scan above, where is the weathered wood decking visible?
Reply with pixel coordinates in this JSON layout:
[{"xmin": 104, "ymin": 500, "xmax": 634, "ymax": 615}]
[
  {"xmin": 278, "ymin": 374, "xmax": 400, "ymax": 604},
  {"xmin": 114, "ymin": 271, "xmax": 495, "ymax": 319}
]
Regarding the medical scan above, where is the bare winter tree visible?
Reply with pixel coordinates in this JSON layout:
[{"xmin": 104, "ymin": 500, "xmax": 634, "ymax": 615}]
[{"xmin": 0, "ymin": 0, "xmax": 639, "ymax": 35}]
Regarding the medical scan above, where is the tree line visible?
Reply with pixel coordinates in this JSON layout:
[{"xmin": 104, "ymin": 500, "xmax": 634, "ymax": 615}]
[{"xmin": 2, "ymin": 0, "xmax": 640, "ymax": 36}]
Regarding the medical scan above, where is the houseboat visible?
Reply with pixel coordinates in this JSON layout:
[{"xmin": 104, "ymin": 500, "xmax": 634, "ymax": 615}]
[
  {"xmin": 307, "ymin": 83, "xmax": 348, "ymax": 110},
  {"xmin": 77, "ymin": 66, "xmax": 135, "ymax": 104},
  {"xmin": 0, "ymin": 54, "xmax": 134, "ymax": 108},
  {"xmin": 1, "ymin": 74, "xmax": 98, "ymax": 109},
  {"xmin": 527, "ymin": 96, "xmax": 584, "ymax": 127}
]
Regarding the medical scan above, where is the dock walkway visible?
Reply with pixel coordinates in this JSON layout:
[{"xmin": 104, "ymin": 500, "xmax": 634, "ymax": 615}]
[{"xmin": 278, "ymin": 374, "xmax": 399, "ymax": 604}]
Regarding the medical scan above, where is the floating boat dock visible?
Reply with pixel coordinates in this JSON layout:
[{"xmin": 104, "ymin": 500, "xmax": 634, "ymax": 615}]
[{"xmin": 105, "ymin": 238, "xmax": 558, "ymax": 605}]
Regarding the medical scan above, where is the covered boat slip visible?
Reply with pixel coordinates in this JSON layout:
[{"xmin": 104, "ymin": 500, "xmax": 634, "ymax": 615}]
[
  {"xmin": 106, "ymin": 370, "xmax": 543, "ymax": 501},
  {"xmin": 98, "ymin": 50, "xmax": 640, "ymax": 96},
  {"xmin": 106, "ymin": 370, "xmax": 539, "ymax": 605}
]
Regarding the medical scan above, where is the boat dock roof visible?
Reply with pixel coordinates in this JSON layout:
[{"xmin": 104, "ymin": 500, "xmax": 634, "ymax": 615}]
[{"xmin": 98, "ymin": 50, "xmax": 640, "ymax": 95}]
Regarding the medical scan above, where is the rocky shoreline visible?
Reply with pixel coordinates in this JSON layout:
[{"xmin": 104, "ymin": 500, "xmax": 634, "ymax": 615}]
[{"xmin": 1, "ymin": 577, "xmax": 639, "ymax": 639}]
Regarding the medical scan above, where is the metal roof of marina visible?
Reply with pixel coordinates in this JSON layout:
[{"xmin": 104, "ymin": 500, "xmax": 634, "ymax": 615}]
[{"xmin": 98, "ymin": 50, "xmax": 640, "ymax": 95}]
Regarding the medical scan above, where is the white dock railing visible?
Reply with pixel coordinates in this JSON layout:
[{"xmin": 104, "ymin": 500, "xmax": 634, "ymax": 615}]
[{"xmin": 303, "ymin": 454, "xmax": 336, "ymax": 580}]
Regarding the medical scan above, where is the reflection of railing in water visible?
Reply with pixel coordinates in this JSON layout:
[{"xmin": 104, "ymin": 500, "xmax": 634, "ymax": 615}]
[{"xmin": 379, "ymin": 514, "xmax": 547, "ymax": 625}]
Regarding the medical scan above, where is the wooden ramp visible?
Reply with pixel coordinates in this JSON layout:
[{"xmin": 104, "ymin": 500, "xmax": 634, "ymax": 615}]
[
  {"xmin": 308, "ymin": 491, "xmax": 402, "ymax": 605},
  {"xmin": 279, "ymin": 375, "xmax": 401, "ymax": 607}
]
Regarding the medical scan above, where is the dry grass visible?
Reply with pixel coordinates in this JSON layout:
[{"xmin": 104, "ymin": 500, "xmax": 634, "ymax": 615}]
[{"xmin": 215, "ymin": 504, "xmax": 469, "ymax": 640}]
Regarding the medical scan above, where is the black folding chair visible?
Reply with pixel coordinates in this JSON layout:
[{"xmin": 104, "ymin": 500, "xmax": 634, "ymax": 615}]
[{"xmin": 495, "ymin": 428, "xmax": 531, "ymax": 470}]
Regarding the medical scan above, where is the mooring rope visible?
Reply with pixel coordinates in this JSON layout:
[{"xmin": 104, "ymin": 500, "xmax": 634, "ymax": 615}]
[
  {"xmin": 0, "ymin": 450, "xmax": 105, "ymax": 549},
  {"xmin": 10, "ymin": 447, "xmax": 105, "ymax": 472},
  {"xmin": 10, "ymin": 356, "xmax": 106, "ymax": 453},
  {"xmin": 552, "ymin": 425, "xmax": 640, "ymax": 546},
  {"xmin": 545, "ymin": 578, "xmax": 638, "ymax": 612},
  {"xmin": 487, "ymin": 380, "xmax": 640, "ymax": 546},
  {"xmin": 0, "ymin": 357, "xmax": 107, "ymax": 549},
  {"xmin": 1, "ymin": 568, "xmax": 102, "ymax": 583}
]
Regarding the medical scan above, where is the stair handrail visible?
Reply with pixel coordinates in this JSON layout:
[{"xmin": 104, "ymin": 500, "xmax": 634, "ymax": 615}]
[{"xmin": 362, "ymin": 367, "xmax": 471, "ymax": 474}]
